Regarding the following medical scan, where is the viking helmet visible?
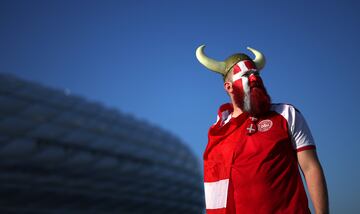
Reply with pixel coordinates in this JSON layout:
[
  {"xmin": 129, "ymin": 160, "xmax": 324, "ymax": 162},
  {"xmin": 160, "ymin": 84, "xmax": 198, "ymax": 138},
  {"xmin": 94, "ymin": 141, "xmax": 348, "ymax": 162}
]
[{"xmin": 195, "ymin": 45, "xmax": 266, "ymax": 77}]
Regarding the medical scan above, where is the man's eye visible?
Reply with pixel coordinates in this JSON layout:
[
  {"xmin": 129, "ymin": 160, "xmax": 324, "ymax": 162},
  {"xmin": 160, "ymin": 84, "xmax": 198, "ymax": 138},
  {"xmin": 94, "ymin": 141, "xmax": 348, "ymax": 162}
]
[
  {"xmin": 242, "ymin": 71, "xmax": 259, "ymax": 78},
  {"xmin": 243, "ymin": 74, "xmax": 249, "ymax": 77},
  {"xmin": 242, "ymin": 72, "xmax": 251, "ymax": 77}
]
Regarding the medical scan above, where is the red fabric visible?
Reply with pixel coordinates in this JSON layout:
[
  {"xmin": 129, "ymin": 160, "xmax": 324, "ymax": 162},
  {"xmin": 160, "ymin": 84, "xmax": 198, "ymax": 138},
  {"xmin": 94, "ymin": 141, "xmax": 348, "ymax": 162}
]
[
  {"xmin": 204, "ymin": 104, "xmax": 312, "ymax": 214},
  {"xmin": 297, "ymin": 145, "xmax": 316, "ymax": 152}
]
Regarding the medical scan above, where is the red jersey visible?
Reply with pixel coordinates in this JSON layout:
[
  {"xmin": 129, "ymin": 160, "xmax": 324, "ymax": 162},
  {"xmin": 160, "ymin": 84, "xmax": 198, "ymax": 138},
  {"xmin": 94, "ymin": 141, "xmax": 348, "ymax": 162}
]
[{"xmin": 203, "ymin": 103, "xmax": 316, "ymax": 214}]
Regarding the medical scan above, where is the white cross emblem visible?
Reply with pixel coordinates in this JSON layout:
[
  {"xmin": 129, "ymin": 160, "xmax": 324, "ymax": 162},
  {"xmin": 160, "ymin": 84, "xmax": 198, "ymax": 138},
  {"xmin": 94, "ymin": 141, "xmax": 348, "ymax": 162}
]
[{"xmin": 247, "ymin": 124, "xmax": 256, "ymax": 133}]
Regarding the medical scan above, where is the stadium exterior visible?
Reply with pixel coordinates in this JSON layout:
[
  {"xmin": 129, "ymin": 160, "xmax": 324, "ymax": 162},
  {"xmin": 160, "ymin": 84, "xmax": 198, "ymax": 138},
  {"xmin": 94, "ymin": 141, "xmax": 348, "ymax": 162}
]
[{"xmin": 0, "ymin": 73, "xmax": 204, "ymax": 213}]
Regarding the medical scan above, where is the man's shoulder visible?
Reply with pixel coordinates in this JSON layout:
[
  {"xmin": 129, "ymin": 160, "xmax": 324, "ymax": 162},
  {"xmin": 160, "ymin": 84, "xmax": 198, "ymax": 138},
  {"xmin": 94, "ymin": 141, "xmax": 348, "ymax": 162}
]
[
  {"xmin": 270, "ymin": 103, "xmax": 304, "ymax": 124},
  {"xmin": 270, "ymin": 103, "xmax": 301, "ymax": 114}
]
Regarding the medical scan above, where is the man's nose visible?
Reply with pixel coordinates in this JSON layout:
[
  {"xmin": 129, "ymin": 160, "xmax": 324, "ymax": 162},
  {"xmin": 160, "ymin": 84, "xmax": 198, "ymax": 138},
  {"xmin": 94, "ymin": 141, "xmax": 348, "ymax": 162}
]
[{"xmin": 249, "ymin": 73, "xmax": 259, "ymax": 82}]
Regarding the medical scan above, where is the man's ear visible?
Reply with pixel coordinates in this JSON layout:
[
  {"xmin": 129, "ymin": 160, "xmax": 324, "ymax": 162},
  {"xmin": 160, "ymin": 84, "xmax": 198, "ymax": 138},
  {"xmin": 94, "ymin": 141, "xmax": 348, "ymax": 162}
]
[{"xmin": 224, "ymin": 81, "xmax": 233, "ymax": 93}]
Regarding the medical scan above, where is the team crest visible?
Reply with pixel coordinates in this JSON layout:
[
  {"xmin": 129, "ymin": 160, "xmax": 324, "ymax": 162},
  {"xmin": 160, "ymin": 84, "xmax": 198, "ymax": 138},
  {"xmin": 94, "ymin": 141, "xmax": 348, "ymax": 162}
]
[{"xmin": 258, "ymin": 119, "xmax": 273, "ymax": 132}]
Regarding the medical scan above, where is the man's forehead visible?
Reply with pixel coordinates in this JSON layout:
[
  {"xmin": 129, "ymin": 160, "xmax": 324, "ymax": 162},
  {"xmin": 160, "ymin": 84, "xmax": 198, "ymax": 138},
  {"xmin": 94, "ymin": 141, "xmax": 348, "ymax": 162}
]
[
  {"xmin": 224, "ymin": 53, "xmax": 252, "ymax": 73},
  {"xmin": 233, "ymin": 60, "xmax": 257, "ymax": 74},
  {"xmin": 232, "ymin": 60, "xmax": 258, "ymax": 82}
]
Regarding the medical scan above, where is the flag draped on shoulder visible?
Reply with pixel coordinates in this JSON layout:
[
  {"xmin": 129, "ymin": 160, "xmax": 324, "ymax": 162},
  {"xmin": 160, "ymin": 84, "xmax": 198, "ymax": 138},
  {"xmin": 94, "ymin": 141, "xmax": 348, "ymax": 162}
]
[{"xmin": 203, "ymin": 103, "xmax": 248, "ymax": 213}]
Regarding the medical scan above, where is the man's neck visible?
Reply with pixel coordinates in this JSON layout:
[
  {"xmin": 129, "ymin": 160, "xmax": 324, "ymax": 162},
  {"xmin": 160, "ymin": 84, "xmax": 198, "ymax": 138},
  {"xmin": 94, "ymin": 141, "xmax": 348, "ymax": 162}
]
[{"xmin": 231, "ymin": 103, "xmax": 244, "ymax": 118}]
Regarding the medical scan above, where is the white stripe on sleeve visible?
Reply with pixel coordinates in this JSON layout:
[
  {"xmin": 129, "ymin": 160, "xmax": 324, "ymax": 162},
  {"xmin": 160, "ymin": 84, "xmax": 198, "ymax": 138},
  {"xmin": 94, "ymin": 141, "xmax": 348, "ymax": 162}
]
[{"xmin": 271, "ymin": 104, "xmax": 316, "ymax": 150}]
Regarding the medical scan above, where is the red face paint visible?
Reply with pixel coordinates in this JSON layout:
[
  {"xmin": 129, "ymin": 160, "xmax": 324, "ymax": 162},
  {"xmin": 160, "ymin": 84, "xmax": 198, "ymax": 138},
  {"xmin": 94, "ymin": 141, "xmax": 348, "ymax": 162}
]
[
  {"xmin": 230, "ymin": 62, "xmax": 271, "ymax": 116},
  {"xmin": 231, "ymin": 64, "xmax": 248, "ymax": 111}
]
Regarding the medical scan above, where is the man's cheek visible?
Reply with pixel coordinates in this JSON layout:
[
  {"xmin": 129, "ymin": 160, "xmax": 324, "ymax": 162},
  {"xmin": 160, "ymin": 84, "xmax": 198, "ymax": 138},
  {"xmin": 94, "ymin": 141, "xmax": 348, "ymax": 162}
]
[
  {"xmin": 233, "ymin": 79, "xmax": 244, "ymax": 94},
  {"xmin": 250, "ymin": 76, "xmax": 265, "ymax": 88},
  {"xmin": 233, "ymin": 77, "xmax": 250, "ymax": 95}
]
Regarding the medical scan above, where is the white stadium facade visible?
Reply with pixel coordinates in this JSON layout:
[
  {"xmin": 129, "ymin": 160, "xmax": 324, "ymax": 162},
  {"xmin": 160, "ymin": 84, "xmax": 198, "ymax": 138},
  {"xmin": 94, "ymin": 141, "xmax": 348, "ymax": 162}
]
[{"xmin": 0, "ymin": 73, "xmax": 204, "ymax": 213}]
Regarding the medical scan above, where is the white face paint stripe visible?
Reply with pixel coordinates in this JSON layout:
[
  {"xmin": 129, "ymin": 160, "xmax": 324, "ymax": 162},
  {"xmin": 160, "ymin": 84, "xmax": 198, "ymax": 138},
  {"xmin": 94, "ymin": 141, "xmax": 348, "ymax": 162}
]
[
  {"xmin": 232, "ymin": 72, "xmax": 243, "ymax": 82},
  {"xmin": 230, "ymin": 60, "xmax": 254, "ymax": 112},
  {"xmin": 204, "ymin": 179, "xmax": 229, "ymax": 209},
  {"xmin": 242, "ymin": 77, "xmax": 251, "ymax": 112},
  {"xmin": 238, "ymin": 61, "xmax": 249, "ymax": 72},
  {"xmin": 232, "ymin": 61, "xmax": 256, "ymax": 82}
]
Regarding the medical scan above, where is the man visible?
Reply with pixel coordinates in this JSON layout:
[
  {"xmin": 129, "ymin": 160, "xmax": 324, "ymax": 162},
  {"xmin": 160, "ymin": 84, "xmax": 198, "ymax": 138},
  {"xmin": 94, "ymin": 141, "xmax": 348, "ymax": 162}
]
[{"xmin": 196, "ymin": 45, "xmax": 329, "ymax": 214}]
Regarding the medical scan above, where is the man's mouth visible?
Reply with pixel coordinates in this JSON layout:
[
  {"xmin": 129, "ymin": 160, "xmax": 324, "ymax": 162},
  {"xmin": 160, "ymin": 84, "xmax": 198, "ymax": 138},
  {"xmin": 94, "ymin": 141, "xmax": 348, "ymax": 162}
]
[{"xmin": 250, "ymin": 85, "xmax": 262, "ymax": 89}]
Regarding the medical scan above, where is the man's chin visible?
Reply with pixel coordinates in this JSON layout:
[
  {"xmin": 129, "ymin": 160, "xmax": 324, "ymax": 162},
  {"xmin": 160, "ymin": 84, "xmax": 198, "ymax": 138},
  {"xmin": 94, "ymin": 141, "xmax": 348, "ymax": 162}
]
[
  {"xmin": 249, "ymin": 88, "xmax": 271, "ymax": 116},
  {"xmin": 249, "ymin": 103, "xmax": 270, "ymax": 116},
  {"xmin": 232, "ymin": 86, "xmax": 271, "ymax": 116}
]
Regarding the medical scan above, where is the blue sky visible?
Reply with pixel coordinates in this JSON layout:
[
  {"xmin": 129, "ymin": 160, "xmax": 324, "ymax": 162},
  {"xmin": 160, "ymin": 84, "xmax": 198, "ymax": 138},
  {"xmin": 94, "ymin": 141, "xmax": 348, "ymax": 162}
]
[{"xmin": 1, "ymin": 0, "xmax": 360, "ymax": 212}]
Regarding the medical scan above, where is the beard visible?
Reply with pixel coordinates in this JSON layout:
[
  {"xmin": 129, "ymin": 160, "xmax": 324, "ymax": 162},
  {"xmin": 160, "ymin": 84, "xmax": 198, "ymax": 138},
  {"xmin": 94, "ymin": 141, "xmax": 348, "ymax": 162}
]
[
  {"xmin": 233, "ymin": 83, "xmax": 271, "ymax": 117},
  {"xmin": 249, "ymin": 86, "xmax": 271, "ymax": 116}
]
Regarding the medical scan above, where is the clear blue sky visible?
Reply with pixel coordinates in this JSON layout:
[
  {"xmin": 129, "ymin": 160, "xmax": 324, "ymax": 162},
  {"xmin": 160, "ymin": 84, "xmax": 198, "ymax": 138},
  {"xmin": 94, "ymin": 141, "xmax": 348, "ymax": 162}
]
[{"xmin": 1, "ymin": 0, "xmax": 359, "ymax": 212}]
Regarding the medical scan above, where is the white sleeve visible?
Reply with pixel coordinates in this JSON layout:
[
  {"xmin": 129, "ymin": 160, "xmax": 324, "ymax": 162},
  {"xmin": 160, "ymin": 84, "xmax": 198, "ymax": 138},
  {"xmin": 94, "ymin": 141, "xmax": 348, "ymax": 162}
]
[{"xmin": 272, "ymin": 104, "xmax": 316, "ymax": 151}]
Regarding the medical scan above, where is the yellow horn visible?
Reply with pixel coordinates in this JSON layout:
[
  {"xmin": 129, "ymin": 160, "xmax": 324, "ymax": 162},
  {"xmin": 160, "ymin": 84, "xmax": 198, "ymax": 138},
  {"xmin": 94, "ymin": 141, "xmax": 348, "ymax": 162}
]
[
  {"xmin": 247, "ymin": 47, "xmax": 266, "ymax": 70},
  {"xmin": 196, "ymin": 45, "xmax": 226, "ymax": 75}
]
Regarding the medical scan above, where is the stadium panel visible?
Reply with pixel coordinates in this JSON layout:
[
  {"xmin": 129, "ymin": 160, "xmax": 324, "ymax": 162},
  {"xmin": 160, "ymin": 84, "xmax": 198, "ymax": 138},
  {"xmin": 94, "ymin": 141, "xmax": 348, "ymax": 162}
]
[{"xmin": 0, "ymin": 73, "xmax": 204, "ymax": 214}]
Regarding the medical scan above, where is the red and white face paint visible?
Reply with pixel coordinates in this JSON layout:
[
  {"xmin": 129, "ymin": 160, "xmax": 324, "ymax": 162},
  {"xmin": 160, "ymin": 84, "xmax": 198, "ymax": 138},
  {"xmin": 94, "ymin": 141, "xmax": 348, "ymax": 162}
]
[{"xmin": 231, "ymin": 60, "xmax": 271, "ymax": 116}]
